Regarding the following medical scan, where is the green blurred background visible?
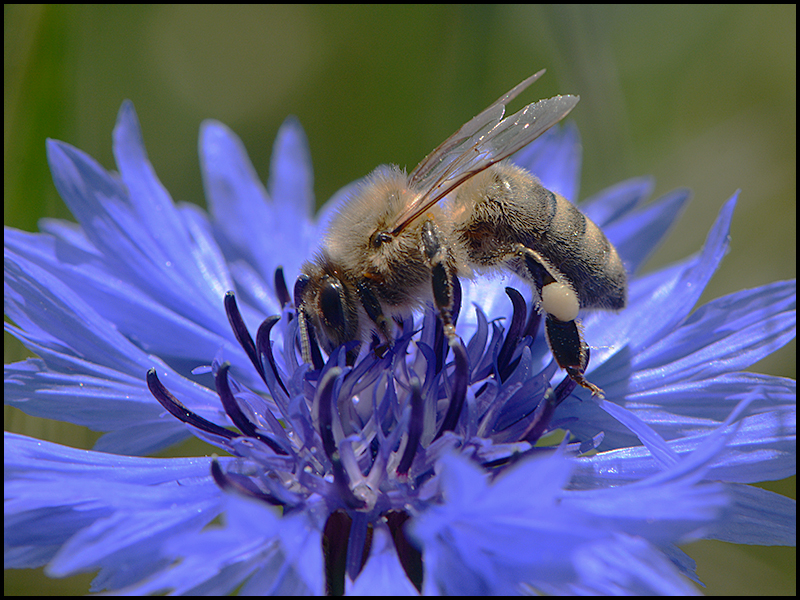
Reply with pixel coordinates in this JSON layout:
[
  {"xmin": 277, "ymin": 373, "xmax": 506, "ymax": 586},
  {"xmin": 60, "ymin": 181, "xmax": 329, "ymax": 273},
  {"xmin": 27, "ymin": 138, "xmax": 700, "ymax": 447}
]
[{"xmin": 4, "ymin": 5, "xmax": 795, "ymax": 595}]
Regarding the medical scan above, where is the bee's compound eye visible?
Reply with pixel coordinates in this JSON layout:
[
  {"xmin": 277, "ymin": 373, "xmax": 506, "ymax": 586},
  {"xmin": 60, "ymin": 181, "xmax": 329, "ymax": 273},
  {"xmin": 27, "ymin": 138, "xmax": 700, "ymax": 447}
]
[
  {"xmin": 370, "ymin": 231, "xmax": 392, "ymax": 248},
  {"xmin": 319, "ymin": 277, "xmax": 347, "ymax": 331},
  {"xmin": 541, "ymin": 282, "xmax": 579, "ymax": 322}
]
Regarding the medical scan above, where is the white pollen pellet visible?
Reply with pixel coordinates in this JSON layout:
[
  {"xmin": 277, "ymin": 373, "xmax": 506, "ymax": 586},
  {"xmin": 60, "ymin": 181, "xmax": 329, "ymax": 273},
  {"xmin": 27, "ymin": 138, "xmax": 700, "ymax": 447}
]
[{"xmin": 541, "ymin": 282, "xmax": 579, "ymax": 322}]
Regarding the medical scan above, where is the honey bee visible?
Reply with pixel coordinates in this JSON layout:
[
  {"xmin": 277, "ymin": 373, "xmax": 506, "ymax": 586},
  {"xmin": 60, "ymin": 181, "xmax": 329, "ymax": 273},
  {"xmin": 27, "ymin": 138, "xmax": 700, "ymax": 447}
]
[{"xmin": 294, "ymin": 70, "xmax": 626, "ymax": 396}]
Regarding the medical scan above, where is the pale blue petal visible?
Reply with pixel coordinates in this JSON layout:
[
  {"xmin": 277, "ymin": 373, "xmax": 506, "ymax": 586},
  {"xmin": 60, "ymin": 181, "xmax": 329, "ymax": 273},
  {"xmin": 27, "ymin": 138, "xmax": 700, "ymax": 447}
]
[
  {"xmin": 348, "ymin": 525, "xmax": 419, "ymax": 595},
  {"xmin": 4, "ymin": 432, "xmax": 224, "ymax": 588},
  {"xmin": 513, "ymin": 122, "xmax": 582, "ymax": 202},
  {"xmin": 581, "ymin": 176, "xmax": 654, "ymax": 228},
  {"xmin": 705, "ymin": 483, "xmax": 796, "ymax": 546}
]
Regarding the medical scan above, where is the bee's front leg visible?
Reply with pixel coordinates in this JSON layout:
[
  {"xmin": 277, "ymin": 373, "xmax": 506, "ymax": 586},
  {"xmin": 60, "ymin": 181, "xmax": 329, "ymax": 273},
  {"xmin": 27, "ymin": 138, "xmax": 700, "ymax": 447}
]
[
  {"xmin": 354, "ymin": 279, "xmax": 394, "ymax": 355},
  {"xmin": 515, "ymin": 244, "xmax": 604, "ymax": 397}
]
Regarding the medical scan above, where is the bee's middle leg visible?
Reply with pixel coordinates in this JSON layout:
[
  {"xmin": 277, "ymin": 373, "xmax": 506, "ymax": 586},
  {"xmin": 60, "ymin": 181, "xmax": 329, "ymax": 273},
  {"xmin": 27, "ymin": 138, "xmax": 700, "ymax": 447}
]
[
  {"xmin": 515, "ymin": 244, "xmax": 603, "ymax": 397},
  {"xmin": 422, "ymin": 219, "xmax": 470, "ymax": 437},
  {"xmin": 421, "ymin": 220, "xmax": 457, "ymax": 343}
]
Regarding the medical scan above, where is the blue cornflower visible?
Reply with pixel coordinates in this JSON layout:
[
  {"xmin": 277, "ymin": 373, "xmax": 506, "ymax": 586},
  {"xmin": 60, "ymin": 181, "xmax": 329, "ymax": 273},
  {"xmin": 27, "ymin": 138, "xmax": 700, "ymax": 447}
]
[{"xmin": 5, "ymin": 100, "xmax": 795, "ymax": 595}]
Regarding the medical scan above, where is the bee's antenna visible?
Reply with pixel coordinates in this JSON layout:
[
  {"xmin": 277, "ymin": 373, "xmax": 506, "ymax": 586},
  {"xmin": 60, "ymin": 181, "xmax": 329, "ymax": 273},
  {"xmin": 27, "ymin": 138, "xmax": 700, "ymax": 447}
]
[{"xmin": 297, "ymin": 308, "xmax": 312, "ymax": 365}]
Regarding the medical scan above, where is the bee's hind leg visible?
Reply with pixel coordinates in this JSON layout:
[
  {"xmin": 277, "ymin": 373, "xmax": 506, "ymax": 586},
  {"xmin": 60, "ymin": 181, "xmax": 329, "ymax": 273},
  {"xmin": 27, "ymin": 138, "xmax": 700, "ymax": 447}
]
[
  {"xmin": 543, "ymin": 316, "xmax": 603, "ymax": 397},
  {"xmin": 515, "ymin": 244, "xmax": 604, "ymax": 397}
]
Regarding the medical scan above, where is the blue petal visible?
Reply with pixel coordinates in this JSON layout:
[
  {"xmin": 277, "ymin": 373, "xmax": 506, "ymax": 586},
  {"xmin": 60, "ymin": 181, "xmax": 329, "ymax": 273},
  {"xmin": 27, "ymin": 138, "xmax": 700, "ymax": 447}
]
[
  {"xmin": 348, "ymin": 525, "xmax": 419, "ymax": 595},
  {"xmin": 569, "ymin": 373, "xmax": 795, "ymax": 484},
  {"xmin": 268, "ymin": 116, "xmax": 316, "ymax": 224},
  {"xmin": 704, "ymin": 483, "xmax": 796, "ymax": 546},
  {"xmin": 113, "ymin": 101, "xmax": 229, "ymax": 301},
  {"xmin": 605, "ymin": 187, "xmax": 691, "ymax": 275},
  {"xmin": 200, "ymin": 117, "xmax": 316, "ymax": 315},
  {"xmin": 569, "ymin": 536, "xmax": 701, "ymax": 595},
  {"xmin": 513, "ymin": 122, "xmax": 582, "ymax": 202},
  {"xmin": 4, "ymin": 228, "xmax": 243, "ymax": 375},
  {"xmin": 4, "ymin": 432, "xmax": 224, "ymax": 587},
  {"xmin": 632, "ymin": 280, "xmax": 796, "ymax": 382},
  {"xmin": 411, "ymin": 452, "xmax": 715, "ymax": 594},
  {"xmin": 580, "ymin": 176, "xmax": 654, "ymax": 228},
  {"xmin": 141, "ymin": 495, "xmax": 324, "ymax": 595},
  {"xmin": 584, "ymin": 193, "xmax": 738, "ymax": 367},
  {"xmin": 45, "ymin": 131, "xmax": 236, "ymax": 354},
  {"xmin": 5, "ymin": 251, "xmax": 228, "ymax": 454}
]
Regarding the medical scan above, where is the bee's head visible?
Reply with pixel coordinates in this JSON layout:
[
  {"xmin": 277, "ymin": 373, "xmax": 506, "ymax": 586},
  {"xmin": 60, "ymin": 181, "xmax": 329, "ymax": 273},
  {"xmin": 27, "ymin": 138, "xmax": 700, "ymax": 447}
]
[{"xmin": 295, "ymin": 259, "xmax": 361, "ymax": 366}]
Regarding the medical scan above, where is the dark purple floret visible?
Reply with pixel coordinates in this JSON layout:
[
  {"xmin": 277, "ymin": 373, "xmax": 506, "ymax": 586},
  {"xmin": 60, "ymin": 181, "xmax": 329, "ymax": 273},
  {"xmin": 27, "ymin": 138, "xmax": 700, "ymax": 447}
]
[
  {"xmin": 274, "ymin": 266, "xmax": 292, "ymax": 308},
  {"xmin": 496, "ymin": 287, "xmax": 530, "ymax": 381},
  {"xmin": 147, "ymin": 268, "xmax": 595, "ymax": 593}
]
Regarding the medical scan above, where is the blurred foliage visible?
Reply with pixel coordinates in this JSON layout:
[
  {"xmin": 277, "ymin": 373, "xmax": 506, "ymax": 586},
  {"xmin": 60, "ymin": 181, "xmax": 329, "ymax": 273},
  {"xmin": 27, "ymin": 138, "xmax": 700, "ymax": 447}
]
[{"xmin": 4, "ymin": 5, "xmax": 795, "ymax": 595}]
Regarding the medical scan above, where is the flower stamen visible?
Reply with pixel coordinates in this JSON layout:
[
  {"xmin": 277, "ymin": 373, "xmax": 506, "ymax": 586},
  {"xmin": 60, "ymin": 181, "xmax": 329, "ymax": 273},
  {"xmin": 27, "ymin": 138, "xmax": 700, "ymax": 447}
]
[
  {"xmin": 497, "ymin": 287, "xmax": 530, "ymax": 380},
  {"xmin": 146, "ymin": 368, "xmax": 239, "ymax": 442},
  {"xmin": 215, "ymin": 363, "xmax": 288, "ymax": 455},
  {"xmin": 396, "ymin": 377, "xmax": 424, "ymax": 476}
]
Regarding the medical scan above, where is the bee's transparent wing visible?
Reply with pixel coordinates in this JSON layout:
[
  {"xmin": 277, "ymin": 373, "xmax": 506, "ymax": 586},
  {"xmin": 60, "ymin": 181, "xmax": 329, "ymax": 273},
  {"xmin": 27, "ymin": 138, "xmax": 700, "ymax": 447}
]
[
  {"xmin": 392, "ymin": 79, "xmax": 579, "ymax": 234},
  {"xmin": 408, "ymin": 69, "xmax": 547, "ymax": 191}
]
